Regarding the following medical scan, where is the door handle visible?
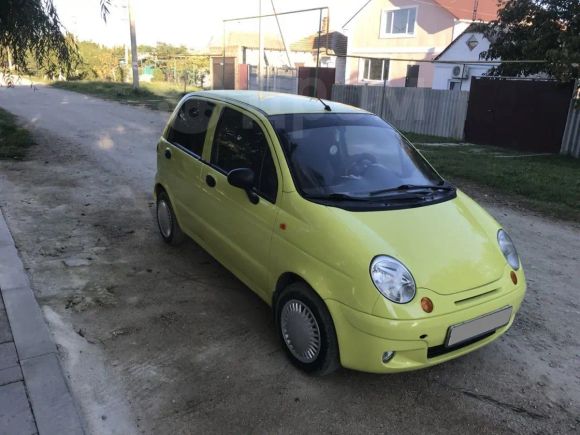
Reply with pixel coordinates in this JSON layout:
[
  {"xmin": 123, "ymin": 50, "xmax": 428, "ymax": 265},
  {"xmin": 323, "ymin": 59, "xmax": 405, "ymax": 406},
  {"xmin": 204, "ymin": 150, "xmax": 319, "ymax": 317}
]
[
  {"xmin": 164, "ymin": 148, "xmax": 172, "ymax": 159},
  {"xmin": 206, "ymin": 174, "xmax": 216, "ymax": 187}
]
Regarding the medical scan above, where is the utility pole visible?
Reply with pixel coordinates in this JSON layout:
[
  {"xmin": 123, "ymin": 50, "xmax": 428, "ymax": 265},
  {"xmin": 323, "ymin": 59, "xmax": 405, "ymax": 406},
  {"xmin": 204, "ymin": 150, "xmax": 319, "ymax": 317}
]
[
  {"xmin": 270, "ymin": 0, "xmax": 291, "ymax": 67},
  {"xmin": 258, "ymin": 0, "xmax": 264, "ymax": 90},
  {"xmin": 128, "ymin": 0, "xmax": 139, "ymax": 89},
  {"xmin": 7, "ymin": 48, "xmax": 13, "ymax": 71},
  {"xmin": 124, "ymin": 44, "xmax": 129, "ymax": 82},
  {"xmin": 313, "ymin": 8, "xmax": 322, "ymax": 97},
  {"xmin": 472, "ymin": 0, "xmax": 479, "ymax": 21}
]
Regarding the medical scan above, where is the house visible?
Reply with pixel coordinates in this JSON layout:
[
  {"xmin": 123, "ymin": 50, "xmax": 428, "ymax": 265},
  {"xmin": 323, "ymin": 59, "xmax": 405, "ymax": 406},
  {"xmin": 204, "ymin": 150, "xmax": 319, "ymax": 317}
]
[
  {"xmin": 289, "ymin": 17, "xmax": 348, "ymax": 84},
  {"xmin": 207, "ymin": 22, "xmax": 348, "ymax": 94},
  {"xmin": 208, "ymin": 31, "xmax": 312, "ymax": 89},
  {"xmin": 432, "ymin": 23, "xmax": 499, "ymax": 91},
  {"xmin": 342, "ymin": 0, "xmax": 500, "ymax": 87}
]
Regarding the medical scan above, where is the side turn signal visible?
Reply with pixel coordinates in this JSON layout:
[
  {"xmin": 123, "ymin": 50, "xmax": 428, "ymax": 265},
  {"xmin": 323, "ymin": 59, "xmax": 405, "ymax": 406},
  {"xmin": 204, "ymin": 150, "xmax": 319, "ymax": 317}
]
[
  {"xmin": 510, "ymin": 270, "xmax": 518, "ymax": 285},
  {"xmin": 421, "ymin": 297, "xmax": 434, "ymax": 313}
]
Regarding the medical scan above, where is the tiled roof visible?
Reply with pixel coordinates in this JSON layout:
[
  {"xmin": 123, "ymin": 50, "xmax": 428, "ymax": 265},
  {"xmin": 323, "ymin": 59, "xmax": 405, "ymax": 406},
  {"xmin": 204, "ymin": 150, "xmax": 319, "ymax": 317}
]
[
  {"xmin": 209, "ymin": 32, "xmax": 286, "ymax": 51},
  {"xmin": 433, "ymin": 0, "xmax": 500, "ymax": 22},
  {"xmin": 289, "ymin": 31, "xmax": 348, "ymax": 56}
]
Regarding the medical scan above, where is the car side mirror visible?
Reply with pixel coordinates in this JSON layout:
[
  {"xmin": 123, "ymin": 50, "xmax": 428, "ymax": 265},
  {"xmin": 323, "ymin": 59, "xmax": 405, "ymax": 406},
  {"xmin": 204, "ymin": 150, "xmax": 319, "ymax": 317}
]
[{"xmin": 227, "ymin": 168, "xmax": 259, "ymax": 204}]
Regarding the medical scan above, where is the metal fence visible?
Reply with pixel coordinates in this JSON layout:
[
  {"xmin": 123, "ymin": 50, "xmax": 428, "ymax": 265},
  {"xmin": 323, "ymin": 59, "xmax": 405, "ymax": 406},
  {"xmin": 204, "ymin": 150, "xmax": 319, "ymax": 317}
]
[
  {"xmin": 331, "ymin": 85, "xmax": 362, "ymax": 107},
  {"xmin": 560, "ymin": 81, "xmax": 580, "ymax": 158},
  {"xmin": 332, "ymin": 84, "xmax": 469, "ymax": 140},
  {"xmin": 248, "ymin": 66, "xmax": 298, "ymax": 94}
]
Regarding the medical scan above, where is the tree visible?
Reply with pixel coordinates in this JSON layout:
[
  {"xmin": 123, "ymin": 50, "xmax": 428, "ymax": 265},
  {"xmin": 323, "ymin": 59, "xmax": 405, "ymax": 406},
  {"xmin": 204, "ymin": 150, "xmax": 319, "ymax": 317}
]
[
  {"xmin": 483, "ymin": 0, "xmax": 580, "ymax": 82},
  {"xmin": 0, "ymin": 0, "xmax": 78, "ymax": 78},
  {"xmin": 75, "ymin": 42, "xmax": 125, "ymax": 81}
]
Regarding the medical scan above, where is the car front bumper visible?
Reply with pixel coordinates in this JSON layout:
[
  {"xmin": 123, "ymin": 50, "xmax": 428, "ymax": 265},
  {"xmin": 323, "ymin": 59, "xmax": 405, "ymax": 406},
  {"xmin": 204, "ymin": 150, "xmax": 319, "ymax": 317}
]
[{"xmin": 325, "ymin": 282, "xmax": 526, "ymax": 373}]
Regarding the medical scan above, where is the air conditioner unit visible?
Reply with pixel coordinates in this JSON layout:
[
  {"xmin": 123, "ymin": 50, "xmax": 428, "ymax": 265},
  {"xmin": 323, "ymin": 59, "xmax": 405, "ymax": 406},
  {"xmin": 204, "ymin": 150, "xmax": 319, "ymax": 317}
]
[{"xmin": 452, "ymin": 65, "xmax": 470, "ymax": 79}]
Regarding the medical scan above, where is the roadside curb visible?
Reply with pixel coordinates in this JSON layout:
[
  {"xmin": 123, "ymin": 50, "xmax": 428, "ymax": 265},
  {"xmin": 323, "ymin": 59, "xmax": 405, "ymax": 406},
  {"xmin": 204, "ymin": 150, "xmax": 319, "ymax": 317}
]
[{"xmin": 0, "ymin": 208, "xmax": 85, "ymax": 434}]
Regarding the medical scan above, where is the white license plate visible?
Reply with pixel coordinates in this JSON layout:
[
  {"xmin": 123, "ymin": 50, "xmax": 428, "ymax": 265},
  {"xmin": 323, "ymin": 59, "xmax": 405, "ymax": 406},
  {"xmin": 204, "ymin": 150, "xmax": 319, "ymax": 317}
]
[{"xmin": 445, "ymin": 306, "xmax": 513, "ymax": 348}]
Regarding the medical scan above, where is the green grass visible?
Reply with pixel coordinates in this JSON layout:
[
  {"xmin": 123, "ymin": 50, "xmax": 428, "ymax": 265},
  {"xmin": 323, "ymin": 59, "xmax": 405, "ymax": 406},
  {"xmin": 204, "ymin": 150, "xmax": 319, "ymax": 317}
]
[
  {"xmin": 0, "ymin": 108, "xmax": 34, "ymax": 160},
  {"xmin": 402, "ymin": 131, "xmax": 461, "ymax": 144},
  {"xmin": 50, "ymin": 80, "xmax": 198, "ymax": 112},
  {"xmin": 416, "ymin": 144, "xmax": 580, "ymax": 221}
]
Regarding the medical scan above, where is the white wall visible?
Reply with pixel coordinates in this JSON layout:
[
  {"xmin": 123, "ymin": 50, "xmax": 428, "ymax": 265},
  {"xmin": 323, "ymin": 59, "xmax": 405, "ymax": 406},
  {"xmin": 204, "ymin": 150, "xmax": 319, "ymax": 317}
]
[
  {"xmin": 334, "ymin": 57, "xmax": 346, "ymax": 84},
  {"xmin": 432, "ymin": 31, "xmax": 499, "ymax": 91},
  {"xmin": 451, "ymin": 20, "xmax": 471, "ymax": 40},
  {"xmin": 433, "ymin": 64, "xmax": 494, "ymax": 91}
]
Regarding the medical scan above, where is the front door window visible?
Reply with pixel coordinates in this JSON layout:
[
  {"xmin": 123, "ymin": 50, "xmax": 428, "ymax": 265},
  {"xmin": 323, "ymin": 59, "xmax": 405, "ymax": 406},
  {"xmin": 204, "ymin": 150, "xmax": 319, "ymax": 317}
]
[{"xmin": 211, "ymin": 107, "xmax": 278, "ymax": 203}]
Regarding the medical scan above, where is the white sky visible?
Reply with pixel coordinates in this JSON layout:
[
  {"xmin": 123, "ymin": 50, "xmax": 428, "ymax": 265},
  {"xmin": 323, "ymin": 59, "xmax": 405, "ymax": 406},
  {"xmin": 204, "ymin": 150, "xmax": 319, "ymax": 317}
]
[{"xmin": 53, "ymin": 0, "xmax": 366, "ymax": 49}]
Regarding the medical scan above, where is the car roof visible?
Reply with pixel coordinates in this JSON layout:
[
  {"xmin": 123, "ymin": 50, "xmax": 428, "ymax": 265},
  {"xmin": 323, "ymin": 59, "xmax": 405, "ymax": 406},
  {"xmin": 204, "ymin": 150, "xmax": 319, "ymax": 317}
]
[{"xmin": 190, "ymin": 90, "xmax": 369, "ymax": 116}]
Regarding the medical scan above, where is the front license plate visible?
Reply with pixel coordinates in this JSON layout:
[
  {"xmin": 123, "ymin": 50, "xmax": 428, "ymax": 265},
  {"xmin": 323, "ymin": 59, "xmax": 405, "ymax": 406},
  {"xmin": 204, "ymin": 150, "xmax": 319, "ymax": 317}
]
[{"xmin": 445, "ymin": 306, "xmax": 513, "ymax": 348}]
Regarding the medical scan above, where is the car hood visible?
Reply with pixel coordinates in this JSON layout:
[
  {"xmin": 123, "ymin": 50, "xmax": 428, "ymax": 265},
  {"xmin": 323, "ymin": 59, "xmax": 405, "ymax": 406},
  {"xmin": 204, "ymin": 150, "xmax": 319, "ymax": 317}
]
[{"xmin": 331, "ymin": 191, "xmax": 505, "ymax": 295}]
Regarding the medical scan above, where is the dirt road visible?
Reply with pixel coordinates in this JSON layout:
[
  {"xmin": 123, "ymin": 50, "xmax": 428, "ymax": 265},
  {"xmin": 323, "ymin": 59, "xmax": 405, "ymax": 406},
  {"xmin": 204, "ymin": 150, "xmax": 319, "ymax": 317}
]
[{"xmin": 1, "ymin": 85, "xmax": 579, "ymax": 434}]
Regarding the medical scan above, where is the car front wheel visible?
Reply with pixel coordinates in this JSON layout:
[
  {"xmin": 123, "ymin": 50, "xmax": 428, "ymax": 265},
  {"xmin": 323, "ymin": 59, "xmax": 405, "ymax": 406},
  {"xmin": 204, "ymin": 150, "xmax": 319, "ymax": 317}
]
[{"xmin": 275, "ymin": 282, "xmax": 340, "ymax": 376}]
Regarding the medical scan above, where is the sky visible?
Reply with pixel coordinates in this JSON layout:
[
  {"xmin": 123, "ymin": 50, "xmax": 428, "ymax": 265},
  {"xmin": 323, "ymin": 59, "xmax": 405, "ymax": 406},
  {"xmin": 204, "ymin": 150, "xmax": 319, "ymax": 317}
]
[{"xmin": 53, "ymin": 0, "xmax": 367, "ymax": 49}]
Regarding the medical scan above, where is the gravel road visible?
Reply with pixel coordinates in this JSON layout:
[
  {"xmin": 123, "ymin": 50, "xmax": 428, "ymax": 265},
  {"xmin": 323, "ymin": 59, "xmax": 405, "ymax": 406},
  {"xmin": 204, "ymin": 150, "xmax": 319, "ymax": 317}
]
[{"xmin": 1, "ymin": 85, "xmax": 579, "ymax": 434}]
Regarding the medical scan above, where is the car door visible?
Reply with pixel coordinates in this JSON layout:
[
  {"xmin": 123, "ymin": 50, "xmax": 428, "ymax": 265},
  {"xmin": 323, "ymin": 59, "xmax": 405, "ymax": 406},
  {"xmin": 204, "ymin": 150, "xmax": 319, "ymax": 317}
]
[
  {"xmin": 198, "ymin": 106, "xmax": 280, "ymax": 298},
  {"xmin": 158, "ymin": 97, "xmax": 217, "ymax": 238}
]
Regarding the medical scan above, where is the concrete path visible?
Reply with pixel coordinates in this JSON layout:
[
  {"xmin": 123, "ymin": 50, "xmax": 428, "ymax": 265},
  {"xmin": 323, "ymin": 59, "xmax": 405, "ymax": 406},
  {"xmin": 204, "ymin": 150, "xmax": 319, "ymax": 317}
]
[{"xmin": 0, "ymin": 209, "xmax": 84, "ymax": 435}]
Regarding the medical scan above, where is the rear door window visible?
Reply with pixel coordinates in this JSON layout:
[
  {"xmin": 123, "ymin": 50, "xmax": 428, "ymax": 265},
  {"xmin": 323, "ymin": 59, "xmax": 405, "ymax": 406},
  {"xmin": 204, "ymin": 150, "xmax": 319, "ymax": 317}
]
[
  {"xmin": 166, "ymin": 98, "xmax": 215, "ymax": 157},
  {"xmin": 211, "ymin": 107, "xmax": 278, "ymax": 202}
]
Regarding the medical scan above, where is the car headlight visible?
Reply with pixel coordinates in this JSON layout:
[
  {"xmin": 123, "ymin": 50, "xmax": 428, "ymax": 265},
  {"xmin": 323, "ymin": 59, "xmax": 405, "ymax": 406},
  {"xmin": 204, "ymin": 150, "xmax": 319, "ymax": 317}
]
[
  {"xmin": 370, "ymin": 256, "xmax": 416, "ymax": 303},
  {"xmin": 497, "ymin": 229, "xmax": 520, "ymax": 270}
]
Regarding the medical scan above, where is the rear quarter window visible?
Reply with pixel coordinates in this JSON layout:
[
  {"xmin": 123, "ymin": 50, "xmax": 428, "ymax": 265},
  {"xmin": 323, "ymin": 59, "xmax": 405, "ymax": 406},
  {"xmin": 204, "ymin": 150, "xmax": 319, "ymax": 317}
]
[{"xmin": 166, "ymin": 98, "xmax": 215, "ymax": 156}]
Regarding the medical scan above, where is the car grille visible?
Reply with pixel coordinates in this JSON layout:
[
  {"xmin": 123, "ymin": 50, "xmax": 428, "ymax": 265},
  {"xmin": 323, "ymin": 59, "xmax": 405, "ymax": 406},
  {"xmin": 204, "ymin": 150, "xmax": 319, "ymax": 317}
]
[
  {"xmin": 427, "ymin": 331, "xmax": 495, "ymax": 359},
  {"xmin": 454, "ymin": 288, "xmax": 500, "ymax": 306}
]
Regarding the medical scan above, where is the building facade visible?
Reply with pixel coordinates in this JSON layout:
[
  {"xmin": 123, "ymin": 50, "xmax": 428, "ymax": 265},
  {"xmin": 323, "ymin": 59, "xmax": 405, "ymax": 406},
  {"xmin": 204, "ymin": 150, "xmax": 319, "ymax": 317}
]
[
  {"xmin": 342, "ymin": 0, "xmax": 499, "ymax": 87},
  {"xmin": 432, "ymin": 24, "xmax": 498, "ymax": 91}
]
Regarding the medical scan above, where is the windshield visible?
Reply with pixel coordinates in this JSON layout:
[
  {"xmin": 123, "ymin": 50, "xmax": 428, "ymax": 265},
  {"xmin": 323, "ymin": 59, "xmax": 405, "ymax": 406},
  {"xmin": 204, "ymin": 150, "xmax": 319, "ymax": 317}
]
[{"xmin": 269, "ymin": 113, "xmax": 444, "ymax": 199}]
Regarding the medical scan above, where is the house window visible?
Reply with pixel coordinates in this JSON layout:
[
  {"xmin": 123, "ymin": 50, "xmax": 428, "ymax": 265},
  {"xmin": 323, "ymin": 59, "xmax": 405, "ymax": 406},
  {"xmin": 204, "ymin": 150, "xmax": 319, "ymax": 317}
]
[
  {"xmin": 449, "ymin": 80, "xmax": 462, "ymax": 91},
  {"xmin": 466, "ymin": 35, "xmax": 479, "ymax": 51},
  {"xmin": 362, "ymin": 58, "xmax": 389, "ymax": 81},
  {"xmin": 381, "ymin": 8, "xmax": 416, "ymax": 37}
]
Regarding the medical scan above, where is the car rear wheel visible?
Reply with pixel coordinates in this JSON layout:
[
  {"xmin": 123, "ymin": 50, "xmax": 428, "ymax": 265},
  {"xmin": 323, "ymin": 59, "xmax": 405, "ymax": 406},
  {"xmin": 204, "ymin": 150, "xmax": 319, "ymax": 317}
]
[
  {"xmin": 156, "ymin": 191, "xmax": 184, "ymax": 245},
  {"xmin": 275, "ymin": 282, "xmax": 340, "ymax": 376}
]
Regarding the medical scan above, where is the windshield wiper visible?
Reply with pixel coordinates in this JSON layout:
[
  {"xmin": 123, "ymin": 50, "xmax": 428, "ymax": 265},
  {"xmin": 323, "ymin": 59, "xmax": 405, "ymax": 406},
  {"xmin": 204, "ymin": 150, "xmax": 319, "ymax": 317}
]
[
  {"xmin": 368, "ymin": 184, "xmax": 454, "ymax": 197},
  {"xmin": 304, "ymin": 192, "xmax": 370, "ymax": 202}
]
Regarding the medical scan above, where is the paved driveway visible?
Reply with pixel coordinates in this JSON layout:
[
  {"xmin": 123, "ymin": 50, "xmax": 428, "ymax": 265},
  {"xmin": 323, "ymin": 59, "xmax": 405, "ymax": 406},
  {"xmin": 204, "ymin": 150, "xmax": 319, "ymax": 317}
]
[{"xmin": 0, "ymin": 85, "xmax": 579, "ymax": 434}]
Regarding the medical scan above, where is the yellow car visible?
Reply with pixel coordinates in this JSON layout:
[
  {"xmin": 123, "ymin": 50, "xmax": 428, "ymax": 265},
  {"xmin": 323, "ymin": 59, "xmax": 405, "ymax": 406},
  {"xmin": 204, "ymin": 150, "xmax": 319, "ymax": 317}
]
[{"xmin": 154, "ymin": 91, "xmax": 526, "ymax": 375}]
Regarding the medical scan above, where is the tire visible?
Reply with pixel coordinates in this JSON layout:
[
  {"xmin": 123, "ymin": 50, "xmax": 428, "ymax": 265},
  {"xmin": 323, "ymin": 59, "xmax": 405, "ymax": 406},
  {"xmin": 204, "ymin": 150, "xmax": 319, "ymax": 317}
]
[
  {"xmin": 275, "ymin": 282, "xmax": 340, "ymax": 376},
  {"xmin": 156, "ymin": 191, "xmax": 185, "ymax": 245}
]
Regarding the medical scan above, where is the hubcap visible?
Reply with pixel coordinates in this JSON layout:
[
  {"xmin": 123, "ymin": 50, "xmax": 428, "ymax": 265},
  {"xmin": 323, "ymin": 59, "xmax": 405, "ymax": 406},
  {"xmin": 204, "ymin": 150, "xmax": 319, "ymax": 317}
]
[
  {"xmin": 157, "ymin": 200, "xmax": 172, "ymax": 238},
  {"xmin": 280, "ymin": 299, "xmax": 321, "ymax": 363}
]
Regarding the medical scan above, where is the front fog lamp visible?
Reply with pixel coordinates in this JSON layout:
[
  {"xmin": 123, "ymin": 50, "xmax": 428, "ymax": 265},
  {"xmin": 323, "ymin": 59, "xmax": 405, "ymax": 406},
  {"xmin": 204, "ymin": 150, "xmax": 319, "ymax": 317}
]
[
  {"xmin": 370, "ymin": 256, "xmax": 416, "ymax": 303},
  {"xmin": 382, "ymin": 351, "xmax": 395, "ymax": 364},
  {"xmin": 497, "ymin": 229, "xmax": 520, "ymax": 270}
]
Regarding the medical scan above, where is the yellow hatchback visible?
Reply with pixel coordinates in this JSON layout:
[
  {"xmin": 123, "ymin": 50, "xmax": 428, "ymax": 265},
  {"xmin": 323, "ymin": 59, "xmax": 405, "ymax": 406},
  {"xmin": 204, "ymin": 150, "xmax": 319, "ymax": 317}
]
[{"xmin": 154, "ymin": 91, "xmax": 526, "ymax": 375}]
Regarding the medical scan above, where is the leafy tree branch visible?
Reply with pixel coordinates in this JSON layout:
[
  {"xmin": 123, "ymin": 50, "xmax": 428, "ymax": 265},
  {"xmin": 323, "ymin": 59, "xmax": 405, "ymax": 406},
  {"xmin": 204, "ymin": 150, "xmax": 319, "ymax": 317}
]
[
  {"xmin": 483, "ymin": 0, "xmax": 580, "ymax": 82},
  {"xmin": 0, "ymin": 0, "xmax": 79, "ymax": 78}
]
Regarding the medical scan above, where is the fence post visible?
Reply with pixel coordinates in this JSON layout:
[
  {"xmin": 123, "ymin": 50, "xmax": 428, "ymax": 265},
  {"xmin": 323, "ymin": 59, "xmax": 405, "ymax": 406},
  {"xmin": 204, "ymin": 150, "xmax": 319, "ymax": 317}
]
[
  {"xmin": 360, "ymin": 84, "xmax": 370, "ymax": 111},
  {"xmin": 560, "ymin": 79, "xmax": 580, "ymax": 158}
]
